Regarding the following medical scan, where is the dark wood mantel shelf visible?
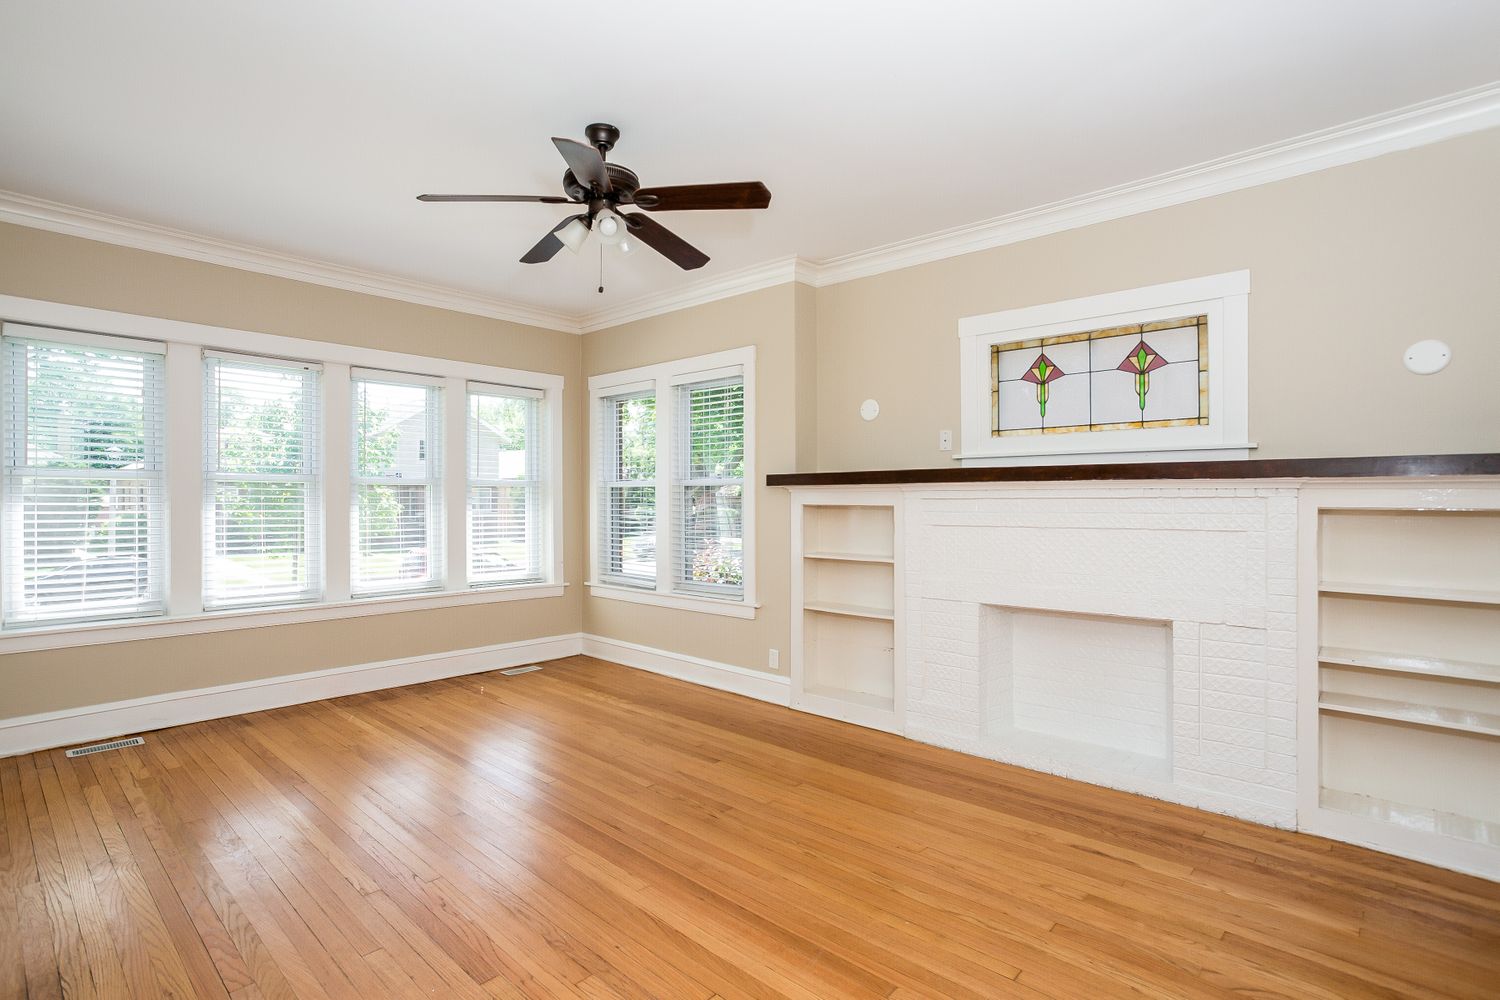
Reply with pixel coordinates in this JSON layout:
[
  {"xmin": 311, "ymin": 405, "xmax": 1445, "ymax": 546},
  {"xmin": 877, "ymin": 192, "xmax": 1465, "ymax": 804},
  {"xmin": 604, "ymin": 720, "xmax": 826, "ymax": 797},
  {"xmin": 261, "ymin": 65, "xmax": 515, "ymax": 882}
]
[{"xmin": 767, "ymin": 453, "xmax": 1500, "ymax": 487}]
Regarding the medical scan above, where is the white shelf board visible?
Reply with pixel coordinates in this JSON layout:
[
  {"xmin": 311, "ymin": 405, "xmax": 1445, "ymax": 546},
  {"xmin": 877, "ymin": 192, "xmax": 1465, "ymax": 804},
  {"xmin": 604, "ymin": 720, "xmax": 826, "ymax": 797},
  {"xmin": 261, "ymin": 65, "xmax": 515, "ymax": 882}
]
[
  {"xmin": 803, "ymin": 550, "xmax": 895, "ymax": 564},
  {"xmin": 803, "ymin": 601, "xmax": 896, "ymax": 622},
  {"xmin": 1318, "ymin": 580, "xmax": 1500, "ymax": 606},
  {"xmin": 1319, "ymin": 646, "xmax": 1500, "ymax": 685},
  {"xmin": 1319, "ymin": 788, "xmax": 1500, "ymax": 848},
  {"xmin": 801, "ymin": 683, "xmax": 895, "ymax": 712},
  {"xmin": 1319, "ymin": 692, "xmax": 1500, "ymax": 738}
]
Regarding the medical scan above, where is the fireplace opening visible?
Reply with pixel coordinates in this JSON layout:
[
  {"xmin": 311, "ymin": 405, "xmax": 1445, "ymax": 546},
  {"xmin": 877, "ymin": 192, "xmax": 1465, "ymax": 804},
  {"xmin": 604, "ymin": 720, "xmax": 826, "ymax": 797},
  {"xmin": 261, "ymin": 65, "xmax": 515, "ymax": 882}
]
[{"xmin": 980, "ymin": 605, "xmax": 1173, "ymax": 779}]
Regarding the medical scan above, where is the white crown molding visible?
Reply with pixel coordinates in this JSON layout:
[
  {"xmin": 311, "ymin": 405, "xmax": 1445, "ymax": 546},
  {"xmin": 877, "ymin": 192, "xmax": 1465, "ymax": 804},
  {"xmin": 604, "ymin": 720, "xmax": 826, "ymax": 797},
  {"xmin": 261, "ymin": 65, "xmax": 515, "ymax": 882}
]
[
  {"xmin": 802, "ymin": 80, "xmax": 1500, "ymax": 287},
  {"xmin": 2, "ymin": 82, "xmax": 1496, "ymax": 334},
  {"xmin": 0, "ymin": 190, "xmax": 583, "ymax": 334}
]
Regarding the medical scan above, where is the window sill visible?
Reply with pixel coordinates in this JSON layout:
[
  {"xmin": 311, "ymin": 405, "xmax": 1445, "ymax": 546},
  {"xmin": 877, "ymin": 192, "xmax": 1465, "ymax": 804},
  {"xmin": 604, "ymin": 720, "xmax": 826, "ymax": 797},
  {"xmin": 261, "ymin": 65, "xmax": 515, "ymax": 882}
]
[
  {"xmin": 586, "ymin": 581, "xmax": 759, "ymax": 620},
  {"xmin": 0, "ymin": 582, "xmax": 569, "ymax": 655}
]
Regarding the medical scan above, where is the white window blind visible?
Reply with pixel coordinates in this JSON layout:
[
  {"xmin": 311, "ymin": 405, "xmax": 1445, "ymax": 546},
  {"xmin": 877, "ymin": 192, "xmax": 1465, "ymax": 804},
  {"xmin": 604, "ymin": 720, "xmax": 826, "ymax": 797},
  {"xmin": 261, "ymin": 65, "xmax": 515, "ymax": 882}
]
[
  {"xmin": 351, "ymin": 371, "xmax": 442, "ymax": 596},
  {"xmin": 671, "ymin": 375, "xmax": 745, "ymax": 598},
  {"xmin": 1, "ymin": 330, "xmax": 166, "ymax": 627},
  {"xmin": 597, "ymin": 389, "xmax": 657, "ymax": 588},
  {"xmin": 467, "ymin": 385, "xmax": 546, "ymax": 586},
  {"xmin": 203, "ymin": 353, "xmax": 322, "ymax": 609}
]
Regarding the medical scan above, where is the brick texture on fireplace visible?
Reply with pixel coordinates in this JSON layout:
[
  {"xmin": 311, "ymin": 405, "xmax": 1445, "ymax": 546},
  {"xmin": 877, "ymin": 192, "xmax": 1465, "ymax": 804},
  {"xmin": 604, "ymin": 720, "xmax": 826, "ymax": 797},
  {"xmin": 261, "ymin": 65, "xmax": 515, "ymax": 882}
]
[{"xmin": 903, "ymin": 486, "xmax": 1300, "ymax": 827}]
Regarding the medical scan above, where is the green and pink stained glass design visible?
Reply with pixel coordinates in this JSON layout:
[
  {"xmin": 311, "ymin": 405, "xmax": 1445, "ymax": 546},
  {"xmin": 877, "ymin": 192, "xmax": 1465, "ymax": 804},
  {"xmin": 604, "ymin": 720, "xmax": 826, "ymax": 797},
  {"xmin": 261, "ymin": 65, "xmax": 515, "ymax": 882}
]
[{"xmin": 990, "ymin": 314, "xmax": 1209, "ymax": 437}]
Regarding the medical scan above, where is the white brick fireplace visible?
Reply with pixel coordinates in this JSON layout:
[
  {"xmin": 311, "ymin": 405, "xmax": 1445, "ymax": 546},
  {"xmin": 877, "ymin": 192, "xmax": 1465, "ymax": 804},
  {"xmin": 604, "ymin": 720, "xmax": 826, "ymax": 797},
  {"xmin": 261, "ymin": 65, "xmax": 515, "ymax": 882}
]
[{"xmin": 903, "ymin": 485, "xmax": 1300, "ymax": 827}]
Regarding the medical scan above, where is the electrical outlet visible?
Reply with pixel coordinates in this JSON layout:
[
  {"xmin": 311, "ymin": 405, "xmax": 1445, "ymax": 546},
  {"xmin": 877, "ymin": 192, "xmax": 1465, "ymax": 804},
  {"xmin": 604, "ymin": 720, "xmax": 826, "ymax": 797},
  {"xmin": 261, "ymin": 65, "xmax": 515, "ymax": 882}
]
[
  {"xmin": 768, "ymin": 648, "xmax": 780, "ymax": 670},
  {"xmin": 939, "ymin": 429, "xmax": 953, "ymax": 452}
]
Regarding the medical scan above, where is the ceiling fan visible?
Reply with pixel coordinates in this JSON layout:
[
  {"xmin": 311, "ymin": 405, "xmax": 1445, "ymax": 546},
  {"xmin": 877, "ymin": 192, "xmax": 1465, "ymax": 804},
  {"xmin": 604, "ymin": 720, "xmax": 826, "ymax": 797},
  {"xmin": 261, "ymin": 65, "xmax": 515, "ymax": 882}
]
[{"xmin": 417, "ymin": 123, "xmax": 771, "ymax": 273}]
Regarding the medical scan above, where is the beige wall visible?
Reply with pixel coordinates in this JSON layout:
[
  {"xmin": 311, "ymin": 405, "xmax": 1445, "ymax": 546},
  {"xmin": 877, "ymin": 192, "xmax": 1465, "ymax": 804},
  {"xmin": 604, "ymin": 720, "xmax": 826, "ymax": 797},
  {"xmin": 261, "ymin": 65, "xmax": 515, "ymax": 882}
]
[
  {"xmin": 580, "ymin": 128, "xmax": 1500, "ymax": 680},
  {"xmin": 582, "ymin": 284, "xmax": 801, "ymax": 676},
  {"xmin": 816, "ymin": 128, "xmax": 1500, "ymax": 470},
  {"xmin": 0, "ymin": 223, "xmax": 585, "ymax": 718},
  {"xmin": 3, "ymin": 127, "xmax": 1496, "ymax": 716}
]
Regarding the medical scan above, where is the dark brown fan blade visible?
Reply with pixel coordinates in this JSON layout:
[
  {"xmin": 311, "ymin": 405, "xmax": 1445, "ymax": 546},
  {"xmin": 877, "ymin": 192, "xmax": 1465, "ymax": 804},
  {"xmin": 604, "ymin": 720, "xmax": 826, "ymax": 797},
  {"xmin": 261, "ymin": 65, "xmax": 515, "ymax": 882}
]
[
  {"xmin": 551, "ymin": 137, "xmax": 611, "ymax": 193},
  {"xmin": 623, "ymin": 213, "xmax": 709, "ymax": 270},
  {"xmin": 418, "ymin": 194, "xmax": 576, "ymax": 203},
  {"xmin": 632, "ymin": 182, "xmax": 771, "ymax": 212},
  {"xmin": 520, "ymin": 214, "xmax": 586, "ymax": 264}
]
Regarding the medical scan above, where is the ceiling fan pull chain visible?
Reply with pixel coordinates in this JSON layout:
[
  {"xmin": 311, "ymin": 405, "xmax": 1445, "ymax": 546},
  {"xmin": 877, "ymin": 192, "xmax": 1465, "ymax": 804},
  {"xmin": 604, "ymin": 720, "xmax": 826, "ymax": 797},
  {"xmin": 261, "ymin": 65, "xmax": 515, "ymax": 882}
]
[{"xmin": 598, "ymin": 240, "xmax": 605, "ymax": 294}]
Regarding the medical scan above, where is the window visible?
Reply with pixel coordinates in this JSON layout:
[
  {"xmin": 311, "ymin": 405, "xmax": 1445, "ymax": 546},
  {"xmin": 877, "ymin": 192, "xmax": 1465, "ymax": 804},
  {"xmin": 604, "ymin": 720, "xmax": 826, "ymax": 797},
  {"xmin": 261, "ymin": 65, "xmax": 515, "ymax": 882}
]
[
  {"xmin": 203, "ymin": 353, "xmax": 322, "ymax": 609},
  {"xmin": 352, "ymin": 370, "xmax": 442, "ymax": 596},
  {"xmin": 598, "ymin": 390, "xmax": 656, "ymax": 588},
  {"xmin": 589, "ymin": 348, "xmax": 754, "ymax": 617},
  {"xmin": 1, "ymin": 327, "xmax": 166, "ymax": 626},
  {"xmin": 467, "ymin": 385, "xmax": 545, "ymax": 586},
  {"xmin": 0, "ymin": 294, "xmax": 564, "ymax": 647},
  {"xmin": 672, "ymin": 376, "xmax": 745, "ymax": 598}
]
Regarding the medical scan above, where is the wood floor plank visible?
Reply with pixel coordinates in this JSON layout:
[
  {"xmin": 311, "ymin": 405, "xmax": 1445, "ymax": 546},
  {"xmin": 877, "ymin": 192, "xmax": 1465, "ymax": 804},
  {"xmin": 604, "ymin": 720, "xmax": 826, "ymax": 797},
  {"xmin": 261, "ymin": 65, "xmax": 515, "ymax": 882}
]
[
  {"xmin": 17, "ymin": 753, "xmax": 103, "ymax": 999},
  {"xmin": 5, "ymin": 654, "xmax": 1499, "ymax": 1000},
  {"xmin": 87, "ymin": 749, "xmax": 243, "ymax": 1000}
]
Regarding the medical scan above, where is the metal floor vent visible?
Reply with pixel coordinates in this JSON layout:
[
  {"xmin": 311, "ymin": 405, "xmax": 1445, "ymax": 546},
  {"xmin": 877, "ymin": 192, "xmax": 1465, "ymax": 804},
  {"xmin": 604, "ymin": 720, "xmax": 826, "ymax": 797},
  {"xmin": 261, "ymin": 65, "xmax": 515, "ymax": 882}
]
[
  {"xmin": 65, "ymin": 736, "xmax": 145, "ymax": 758},
  {"xmin": 499, "ymin": 664, "xmax": 543, "ymax": 676}
]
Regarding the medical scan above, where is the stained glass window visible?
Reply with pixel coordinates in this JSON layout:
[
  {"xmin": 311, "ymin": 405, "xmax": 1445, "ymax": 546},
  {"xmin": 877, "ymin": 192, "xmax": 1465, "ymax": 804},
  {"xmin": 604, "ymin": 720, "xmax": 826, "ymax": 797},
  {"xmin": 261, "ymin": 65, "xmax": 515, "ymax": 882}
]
[{"xmin": 991, "ymin": 314, "xmax": 1208, "ymax": 436}]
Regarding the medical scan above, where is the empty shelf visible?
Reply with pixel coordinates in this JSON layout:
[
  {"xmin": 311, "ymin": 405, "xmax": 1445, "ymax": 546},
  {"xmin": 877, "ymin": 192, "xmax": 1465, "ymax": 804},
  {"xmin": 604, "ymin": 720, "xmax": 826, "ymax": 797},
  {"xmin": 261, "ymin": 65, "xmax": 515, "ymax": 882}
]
[
  {"xmin": 801, "ymin": 683, "xmax": 895, "ymax": 711},
  {"xmin": 803, "ymin": 550, "xmax": 895, "ymax": 564},
  {"xmin": 1320, "ymin": 788, "xmax": 1500, "ymax": 846},
  {"xmin": 1319, "ymin": 646, "xmax": 1500, "ymax": 684},
  {"xmin": 804, "ymin": 601, "xmax": 896, "ymax": 621},
  {"xmin": 1319, "ymin": 581, "xmax": 1500, "ymax": 605},
  {"xmin": 1319, "ymin": 692, "xmax": 1500, "ymax": 738}
]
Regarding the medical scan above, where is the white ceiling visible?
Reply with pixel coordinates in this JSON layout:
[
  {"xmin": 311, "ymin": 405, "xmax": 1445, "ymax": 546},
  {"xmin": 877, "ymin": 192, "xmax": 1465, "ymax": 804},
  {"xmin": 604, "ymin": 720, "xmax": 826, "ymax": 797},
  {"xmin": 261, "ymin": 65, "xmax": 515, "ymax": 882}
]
[{"xmin": 2, "ymin": 1, "xmax": 1498, "ymax": 320}]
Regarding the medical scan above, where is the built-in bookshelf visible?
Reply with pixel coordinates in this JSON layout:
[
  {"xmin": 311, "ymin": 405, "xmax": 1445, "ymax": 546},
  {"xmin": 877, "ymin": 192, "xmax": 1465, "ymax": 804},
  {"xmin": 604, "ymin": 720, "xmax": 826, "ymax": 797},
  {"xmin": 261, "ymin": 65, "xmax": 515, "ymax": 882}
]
[
  {"xmin": 1301, "ymin": 495, "xmax": 1500, "ymax": 878},
  {"xmin": 790, "ymin": 494, "xmax": 903, "ymax": 733}
]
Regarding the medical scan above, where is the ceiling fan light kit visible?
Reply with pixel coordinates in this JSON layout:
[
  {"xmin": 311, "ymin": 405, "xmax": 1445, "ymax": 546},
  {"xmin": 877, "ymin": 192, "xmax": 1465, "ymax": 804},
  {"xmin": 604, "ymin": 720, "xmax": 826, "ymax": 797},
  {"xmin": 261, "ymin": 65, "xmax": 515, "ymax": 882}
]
[
  {"xmin": 417, "ymin": 122, "xmax": 771, "ymax": 279},
  {"xmin": 555, "ymin": 216, "xmax": 591, "ymax": 254}
]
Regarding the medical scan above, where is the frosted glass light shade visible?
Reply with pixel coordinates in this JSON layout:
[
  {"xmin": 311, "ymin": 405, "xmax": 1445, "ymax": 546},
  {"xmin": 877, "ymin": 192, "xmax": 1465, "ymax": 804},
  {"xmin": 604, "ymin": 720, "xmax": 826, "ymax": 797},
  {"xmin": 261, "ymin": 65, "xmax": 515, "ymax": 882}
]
[{"xmin": 556, "ymin": 217, "xmax": 590, "ymax": 253}]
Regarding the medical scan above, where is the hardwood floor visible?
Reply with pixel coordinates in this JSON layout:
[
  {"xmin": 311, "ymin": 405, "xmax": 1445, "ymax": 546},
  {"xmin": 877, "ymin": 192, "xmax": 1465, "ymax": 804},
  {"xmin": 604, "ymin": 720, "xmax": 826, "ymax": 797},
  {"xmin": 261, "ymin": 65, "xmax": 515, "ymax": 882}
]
[{"xmin": 3, "ymin": 655, "xmax": 1498, "ymax": 999}]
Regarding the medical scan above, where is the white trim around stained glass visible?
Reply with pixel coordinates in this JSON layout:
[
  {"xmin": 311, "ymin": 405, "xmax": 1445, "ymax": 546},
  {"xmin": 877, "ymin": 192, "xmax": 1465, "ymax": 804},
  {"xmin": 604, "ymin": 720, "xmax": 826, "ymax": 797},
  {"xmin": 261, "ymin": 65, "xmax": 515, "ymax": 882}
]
[{"xmin": 957, "ymin": 271, "xmax": 1253, "ymax": 466}]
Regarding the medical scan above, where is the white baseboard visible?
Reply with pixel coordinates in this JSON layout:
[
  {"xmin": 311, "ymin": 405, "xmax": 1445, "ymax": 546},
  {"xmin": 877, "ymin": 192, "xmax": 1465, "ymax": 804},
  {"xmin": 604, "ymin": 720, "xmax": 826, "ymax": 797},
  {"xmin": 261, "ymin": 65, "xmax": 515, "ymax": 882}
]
[
  {"xmin": 0, "ymin": 632, "xmax": 584, "ymax": 758},
  {"xmin": 581, "ymin": 634, "xmax": 791, "ymax": 706}
]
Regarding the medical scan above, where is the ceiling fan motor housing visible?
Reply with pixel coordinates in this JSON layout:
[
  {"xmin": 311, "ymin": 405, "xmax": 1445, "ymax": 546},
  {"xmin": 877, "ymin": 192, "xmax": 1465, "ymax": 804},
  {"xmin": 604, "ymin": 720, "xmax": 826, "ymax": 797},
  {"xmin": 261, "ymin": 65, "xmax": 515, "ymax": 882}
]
[{"xmin": 563, "ymin": 163, "xmax": 641, "ymax": 206}]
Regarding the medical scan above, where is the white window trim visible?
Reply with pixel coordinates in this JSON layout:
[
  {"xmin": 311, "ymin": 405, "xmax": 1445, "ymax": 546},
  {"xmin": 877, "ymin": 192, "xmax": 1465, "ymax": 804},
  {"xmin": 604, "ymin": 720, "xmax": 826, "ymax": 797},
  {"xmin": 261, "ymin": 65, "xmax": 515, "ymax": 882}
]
[
  {"xmin": 956, "ymin": 270, "xmax": 1253, "ymax": 466},
  {"xmin": 587, "ymin": 346, "xmax": 756, "ymax": 619},
  {"xmin": 0, "ymin": 293, "xmax": 567, "ymax": 653}
]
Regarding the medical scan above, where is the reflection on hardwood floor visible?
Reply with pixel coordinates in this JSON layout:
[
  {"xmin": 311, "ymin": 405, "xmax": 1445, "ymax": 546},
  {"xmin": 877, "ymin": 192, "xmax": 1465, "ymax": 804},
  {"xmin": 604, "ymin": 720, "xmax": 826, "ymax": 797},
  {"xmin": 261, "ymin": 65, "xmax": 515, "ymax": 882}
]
[{"xmin": 3, "ymin": 653, "xmax": 1498, "ymax": 998}]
